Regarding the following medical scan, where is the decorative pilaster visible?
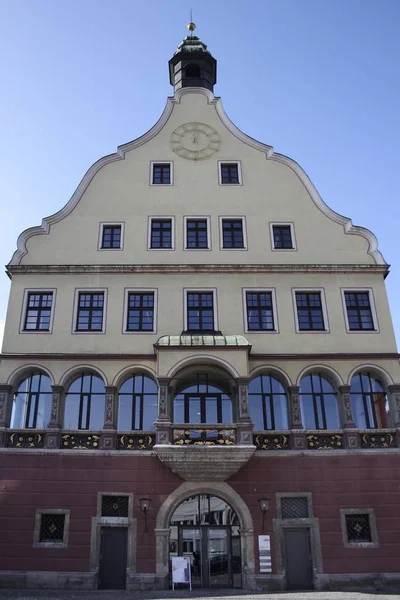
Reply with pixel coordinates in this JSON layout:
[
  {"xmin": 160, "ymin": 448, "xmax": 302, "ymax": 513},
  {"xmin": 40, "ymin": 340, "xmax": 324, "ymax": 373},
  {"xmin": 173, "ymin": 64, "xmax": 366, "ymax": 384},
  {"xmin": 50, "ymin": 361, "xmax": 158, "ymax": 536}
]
[
  {"xmin": 155, "ymin": 378, "xmax": 171, "ymax": 445},
  {"xmin": 338, "ymin": 385, "xmax": 356, "ymax": 429},
  {"xmin": 104, "ymin": 386, "xmax": 117, "ymax": 429},
  {"xmin": 388, "ymin": 384, "xmax": 400, "ymax": 428},
  {"xmin": 0, "ymin": 385, "xmax": 11, "ymax": 447},
  {"xmin": 235, "ymin": 378, "xmax": 254, "ymax": 445},
  {"xmin": 45, "ymin": 385, "xmax": 63, "ymax": 449},
  {"xmin": 288, "ymin": 385, "xmax": 306, "ymax": 449}
]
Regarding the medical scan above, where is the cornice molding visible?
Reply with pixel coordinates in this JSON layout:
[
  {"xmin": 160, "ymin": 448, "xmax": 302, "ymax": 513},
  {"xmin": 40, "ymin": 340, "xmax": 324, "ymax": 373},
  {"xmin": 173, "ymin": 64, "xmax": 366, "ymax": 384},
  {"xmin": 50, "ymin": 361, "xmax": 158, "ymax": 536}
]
[
  {"xmin": 9, "ymin": 87, "xmax": 386, "ymax": 266},
  {"xmin": 7, "ymin": 263, "xmax": 389, "ymax": 277}
]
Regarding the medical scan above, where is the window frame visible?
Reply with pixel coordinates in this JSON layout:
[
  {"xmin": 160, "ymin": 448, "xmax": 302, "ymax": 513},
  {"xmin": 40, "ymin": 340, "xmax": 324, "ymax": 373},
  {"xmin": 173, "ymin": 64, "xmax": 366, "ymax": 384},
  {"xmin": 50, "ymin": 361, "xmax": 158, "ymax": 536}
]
[
  {"xmin": 20, "ymin": 289, "xmax": 56, "ymax": 334},
  {"xmin": 184, "ymin": 288, "xmax": 218, "ymax": 333},
  {"xmin": 147, "ymin": 216, "xmax": 175, "ymax": 250},
  {"xmin": 219, "ymin": 216, "xmax": 247, "ymax": 250},
  {"xmin": 218, "ymin": 161, "xmax": 243, "ymax": 185},
  {"xmin": 269, "ymin": 222, "xmax": 297, "ymax": 251},
  {"xmin": 33, "ymin": 509, "xmax": 70, "ymax": 548},
  {"xmin": 149, "ymin": 161, "xmax": 174, "ymax": 186},
  {"xmin": 122, "ymin": 288, "xmax": 158, "ymax": 334},
  {"xmin": 184, "ymin": 216, "xmax": 211, "ymax": 251},
  {"xmin": 341, "ymin": 288, "xmax": 379, "ymax": 333},
  {"xmin": 72, "ymin": 289, "xmax": 107, "ymax": 334},
  {"xmin": 242, "ymin": 288, "xmax": 279, "ymax": 333},
  {"xmin": 98, "ymin": 222, "xmax": 124, "ymax": 251},
  {"xmin": 292, "ymin": 288, "xmax": 329, "ymax": 333},
  {"xmin": 340, "ymin": 508, "xmax": 378, "ymax": 548}
]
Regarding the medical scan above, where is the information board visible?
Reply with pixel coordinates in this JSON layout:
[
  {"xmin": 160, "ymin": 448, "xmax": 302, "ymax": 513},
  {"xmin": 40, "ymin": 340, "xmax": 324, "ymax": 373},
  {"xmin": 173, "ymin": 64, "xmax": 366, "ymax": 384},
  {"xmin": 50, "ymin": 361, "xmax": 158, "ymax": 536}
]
[
  {"xmin": 171, "ymin": 556, "xmax": 192, "ymax": 590},
  {"xmin": 258, "ymin": 535, "xmax": 272, "ymax": 573}
]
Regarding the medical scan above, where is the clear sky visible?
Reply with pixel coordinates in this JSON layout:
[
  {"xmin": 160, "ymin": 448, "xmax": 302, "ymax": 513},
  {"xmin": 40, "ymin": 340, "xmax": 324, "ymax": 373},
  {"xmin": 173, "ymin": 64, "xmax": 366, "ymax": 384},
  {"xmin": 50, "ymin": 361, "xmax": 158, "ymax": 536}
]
[{"xmin": 0, "ymin": 0, "xmax": 399, "ymax": 348}]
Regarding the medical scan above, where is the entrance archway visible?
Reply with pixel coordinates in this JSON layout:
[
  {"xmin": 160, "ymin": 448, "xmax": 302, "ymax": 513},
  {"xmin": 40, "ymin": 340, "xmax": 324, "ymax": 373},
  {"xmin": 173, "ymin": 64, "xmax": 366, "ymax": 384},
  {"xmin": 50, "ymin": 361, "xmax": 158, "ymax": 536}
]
[{"xmin": 155, "ymin": 481, "xmax": 256, "ymax": 590}]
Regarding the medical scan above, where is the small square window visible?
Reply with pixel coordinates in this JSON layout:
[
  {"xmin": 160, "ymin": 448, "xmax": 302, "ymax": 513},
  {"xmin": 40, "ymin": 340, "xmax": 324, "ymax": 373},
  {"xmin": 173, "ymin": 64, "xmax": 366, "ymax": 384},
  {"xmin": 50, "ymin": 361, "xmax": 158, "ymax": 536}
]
[
  {"xmin": 100, "ymin": 224, "xmax": 122, "ymax": 249},
  {"xmin": 34, "ymin": 509, "xmax": 70, "ymax": 548},
  {"xmin": 341, "ymin": 509, "xmax": 378, "ymax": 547},
  {"xmin": 150, "ymin": 218, "xmax": 173, "ymax": 249},
  {"xmin": 281, "ymin": 497, "xmax": 309, "ymax": 519},
  {"xmin": 151, "ymin": 163, "xmax": 172, "ymax": 185},
  {"xmin": 245, "ymin": 291, "xmax": 275, "ymax": 331},
  {"xmin": 126, "ymin": 292, "xmax": 155, "ymax": 332},
  {"xmin": 219, "ymin": 162, "xmax": 241, "ymax": 184},
  {"xmin": 221, "ymin": 218, "xmax": 245, "ymax": 249},
  {"xmin": 344, "ymin": 291, "xmax": 375, "ymax": 331},
  {"xmin": 272, "ymin": 225, "xmax": 294, "ymax": 249},
  {"xmin": 345, "ymin": 513, "xmax": 371, "ymax": 543},
  {"xmin": 101, "ymin": 495, "xmax": 129, "ymax": 517},
  {"xmin": 295, "ymin": 291, "xmax": 326, "ymax": 331},
  {"xmin": 75, "ymin": 291, "xmax": 105, "ymax": 332},
  {"xmin": 185, "ymin": 218, "xmax": 210, "ymax": 249},
  {"xmin": 23, "ymin": 292, "xmax": 54, "ymax": 331}
]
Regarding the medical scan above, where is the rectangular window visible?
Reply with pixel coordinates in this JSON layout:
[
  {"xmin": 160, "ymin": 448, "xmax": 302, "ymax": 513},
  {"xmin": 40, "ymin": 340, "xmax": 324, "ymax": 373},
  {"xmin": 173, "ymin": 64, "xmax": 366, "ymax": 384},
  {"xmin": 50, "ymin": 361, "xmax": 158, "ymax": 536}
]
[
  {"xmin": 150, "ymin": 219, "xmax": 172, "ymax": 249},
  {"xmin": 246, "ymin": 292, "xmax": 275, "ymax": 331},
  {"xmin": 295, "ymin": 292, "xmax": 325, "ymax": 331},
  {"xmin": 221, "ymin": 218, "xmax": 245, "ymax": 248},
  {"xmin": 23, "ymin": 292, "xmax": 53, "ymax": 331},
  {"xmin": 272, "ymin": 225, "xmax": 294, "ymax": 249},
  {"xmin": 101, "ymin": 224, "xmax": 122, "ymax": 249},
  {"xmin": 344, "ymin": 291, "xmax": 375, "ymax": 331},
  {"xmin": 281, "ymin": 496, "xmax": 309, "ymax": 519},
  {"xmin": 101, "ymin": 495, "xmax": 129, "ymax": 517},
  {"xmin": 345, "ymin": 513, "xmax": 372, "ymax": 543},
  {"xmin": 219, "ymin": 162, "xmax": 241, "ymax": 184},
  {"xmin": 340, "ymin": 509, "xmax": 378, "ymax": 547},
  {"xmin": 76, "ymin": 292, "xmax": 104, "ymax": 332},
  {"xmin": 186, "ymin": 218, "xmax": 209, "ymax": 249},
  {"xmin": 34, "ymin": 509, "xmax": 70, "ymax": 548},
  {"xmin": 186, "ymin": 292, "xmax": 215, "ymax": 332},
  {"xmin": 126, "ymin": 292, "xmax": 154, "ymax": 331},
  {"xmin": 152, "ymin": 162, "xmax": 171, "ymax": 185}
]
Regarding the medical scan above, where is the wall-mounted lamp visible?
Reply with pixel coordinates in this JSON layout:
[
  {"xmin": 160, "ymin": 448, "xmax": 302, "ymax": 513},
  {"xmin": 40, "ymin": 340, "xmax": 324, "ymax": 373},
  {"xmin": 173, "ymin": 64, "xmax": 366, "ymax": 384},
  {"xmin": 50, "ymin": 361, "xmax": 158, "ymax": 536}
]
[
  {"xmin": 258, "ymin": 497, "xmax": 270, "ymax": 532},
  {"xmin": 139, "ymin": 497, "xmax": 151, "ymax": 532}
]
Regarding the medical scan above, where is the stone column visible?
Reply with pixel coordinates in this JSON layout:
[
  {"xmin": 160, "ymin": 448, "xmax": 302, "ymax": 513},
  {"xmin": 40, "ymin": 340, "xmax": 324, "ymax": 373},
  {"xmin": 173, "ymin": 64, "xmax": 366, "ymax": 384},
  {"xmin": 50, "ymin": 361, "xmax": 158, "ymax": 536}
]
[
  {"xmin": 338, "ymin": 385, "xmax": 359, "ymax": 449},
  {"xmin": 288, "ymin": 385, "xmax": 306, "ymax": 450},
  {"xmin": 0, "ymin": 385, "xmax": 12, "ymax": 447},
  {"xmin": 45, "ymin": 385, "xmax": 64, "ymax": 449},
  {"xmin": 155, "ymin": 528, "xmax": 171, "ymax": 589},
  {"xmin": 100, "ymin": 386, "xmax": 117, "ymax": 450},
  {"xmin": 388, "ymin": 384, "xmax": 400, "ymax": 428},
  {"xmin": 236, "ymin": 377, "xmax": 254, "ymax": 445},
  {"xmin": 155, "ymin": 378, "xmax": 171, "ymax": 445}
]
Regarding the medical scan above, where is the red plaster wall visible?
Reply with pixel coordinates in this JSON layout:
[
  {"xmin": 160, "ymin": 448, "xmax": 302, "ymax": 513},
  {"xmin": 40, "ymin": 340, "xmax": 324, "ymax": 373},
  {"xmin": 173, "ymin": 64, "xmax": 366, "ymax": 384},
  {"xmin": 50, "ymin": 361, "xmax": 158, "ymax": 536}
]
[{"xmin": 0, "ymin": 452, "xmax": 399, "ymax": 575}]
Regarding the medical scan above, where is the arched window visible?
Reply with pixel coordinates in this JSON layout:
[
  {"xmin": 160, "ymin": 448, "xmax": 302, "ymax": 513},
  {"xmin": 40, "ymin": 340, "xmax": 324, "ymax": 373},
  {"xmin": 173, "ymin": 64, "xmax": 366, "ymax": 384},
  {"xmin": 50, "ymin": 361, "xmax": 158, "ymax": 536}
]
[
  {"xmin": 64, "ymin": 374, "xmax": 105, "ymax": 430},
  {"xmin": 10, "ymin": 372, "xmax": 53, "ymax": 429},
  {"xmin": 248, "ymin": 375, "xmax": 289, "ymax": 430},
  {"xmin": 117, "ymin": 374, "xmax": 158, "ymax": 430},
  {"xmin": 185, "ymin": 63, "xmax": 201, "ymax": 78},
  {"xmin": 299, "ymin": 374, "xmax": 339, "ymax": 429},
  {"xmin": 350, "ymin": 373, "xmax": 388, "ymax": 429},
  {"xmin": 174, "ymin": 376, "xmax": 232, "ymax": 424}
]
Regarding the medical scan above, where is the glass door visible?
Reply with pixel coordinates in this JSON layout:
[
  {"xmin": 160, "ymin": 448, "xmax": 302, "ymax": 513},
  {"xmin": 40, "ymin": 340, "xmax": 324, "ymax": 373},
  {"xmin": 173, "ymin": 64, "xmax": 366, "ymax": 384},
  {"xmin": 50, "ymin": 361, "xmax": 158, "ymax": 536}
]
[
  {"xmin": 207, "ymin": 527, "xmax": 231, "ymax": 587},
  {"xmin": 178, "ymin": 528, "xmax": 203, "ymax": 587}
]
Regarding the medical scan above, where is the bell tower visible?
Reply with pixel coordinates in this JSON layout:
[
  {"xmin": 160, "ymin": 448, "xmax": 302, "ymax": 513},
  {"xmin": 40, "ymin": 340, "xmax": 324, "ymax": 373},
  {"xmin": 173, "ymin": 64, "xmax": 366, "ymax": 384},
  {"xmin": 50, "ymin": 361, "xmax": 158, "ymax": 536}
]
[{"xmin": 169, "ymin": 22, "xmax": 217, "ymax": 93}]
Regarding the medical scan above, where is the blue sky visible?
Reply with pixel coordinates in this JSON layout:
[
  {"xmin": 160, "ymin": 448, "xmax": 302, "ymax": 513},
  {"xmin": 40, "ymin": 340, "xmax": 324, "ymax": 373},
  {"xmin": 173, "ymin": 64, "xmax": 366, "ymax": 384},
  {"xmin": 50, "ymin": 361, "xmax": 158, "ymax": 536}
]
[{"xmin": 0, "ymin": 0, "xmax": 399, "ymax": 346}]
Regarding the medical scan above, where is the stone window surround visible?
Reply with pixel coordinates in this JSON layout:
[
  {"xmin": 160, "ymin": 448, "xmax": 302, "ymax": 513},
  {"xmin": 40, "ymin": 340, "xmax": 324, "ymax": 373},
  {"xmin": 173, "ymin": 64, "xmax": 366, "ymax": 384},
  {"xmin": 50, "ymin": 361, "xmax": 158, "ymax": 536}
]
[
  {"xmin": 218, "ymin": 215, "xmax": 248, "ymax": 250},
  {"xmin": 340, "ymin": 288, "xmax": 379, "ymax": 334},
  {"xmin": 291, "ymin": 287, "xmax": 330, "ymax": 334},
  {"xmin": 217, "ymin": 160, "xmax": 243, "ymax": 185},
  {"xmin": 149, "ymin": 161, "xmax": 174, "ymax": 186},
  {"xmin": 242, "ymin": 287, "xmax": 279, "ymax": 334},
  {"xmin": 340, "ymin": 507, "xmax": 379, "ymax": 548},
  {"xmin": 183, "ymin": 287, "xmax": 219, "ymax": 332},
  {"xmin": 98, "ymin": 222, "xmax": 125, "ymax": 251},
  {"xmin": 147, "ymin": 216, "xmax": 175, "ymax": 250},
  {"xmin": 183, "ymin": 215, "xmax": 212, "ymax": 251},
  {"xmin": 71, "ymin": 288, "xmax": 108, "ymax": 335},
  {"xmin": 269, "ymin": 222, "xmax": 297, "ymax": 252},
  {"xmin": 33, "ymin": 508, "xmax": 70, "ymax": 548},
  {"xmin": 122, "ymin": 288, "xmax": 158, "ymax": 335},
  {"xmin": 19, "ymin": 288, "xmax": 57, "ymax": 335}
]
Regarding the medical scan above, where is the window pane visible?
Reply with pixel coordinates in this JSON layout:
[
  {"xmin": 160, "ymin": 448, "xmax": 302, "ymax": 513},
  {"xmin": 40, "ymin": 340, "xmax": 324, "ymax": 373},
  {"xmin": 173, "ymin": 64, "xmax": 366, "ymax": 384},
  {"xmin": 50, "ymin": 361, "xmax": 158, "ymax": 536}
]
[
  {"xmin": 249, "ymin": 395, "xmax": 264, "ymax": 429},
  {"xmin": 142, "ymin": 395, "xmax": 157, "ymax": 430},
  {"xmin": 272, "ymin": 395, "xmax": 289, "ymax": 429},
  {"xmin": 324, "ymin": 393, "xmax": 340, "ymax": 428},
  {"xmin": 89, "ymin": 395, "xmax": 105, "ymax": 430},
  {"xmin": 189, "ymin": 398, "xmax": 201, "ymax": 424},
  {"xmin": 64, "ymin": 394, "xmax": 80, "ymax": 429},
  {"xmin": 118, "ymin": 395, "xmax": 133, "ymax": 429},
  {"xmin": 301, "ymin": 395, "xmax": 317, "ymax": 428},
  {"xmin": 205, "ymin": 397, "xmax": 218, "ymax": 423}
]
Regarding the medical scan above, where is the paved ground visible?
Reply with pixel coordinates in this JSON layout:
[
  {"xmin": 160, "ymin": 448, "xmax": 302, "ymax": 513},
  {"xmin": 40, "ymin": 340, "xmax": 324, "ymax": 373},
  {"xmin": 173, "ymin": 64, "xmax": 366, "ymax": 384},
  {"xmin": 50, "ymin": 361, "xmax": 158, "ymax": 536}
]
[{"xmin": 0, "ymin": 591, "xmax": 399, "ymax": 600}]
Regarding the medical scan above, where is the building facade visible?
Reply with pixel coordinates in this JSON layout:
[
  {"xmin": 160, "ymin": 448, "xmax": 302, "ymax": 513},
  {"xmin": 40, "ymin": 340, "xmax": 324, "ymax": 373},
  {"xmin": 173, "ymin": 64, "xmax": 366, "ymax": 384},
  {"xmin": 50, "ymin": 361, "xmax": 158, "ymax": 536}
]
[{"xmin": 1, "ymin": 29, "xmax": 400, "ymax": 592}]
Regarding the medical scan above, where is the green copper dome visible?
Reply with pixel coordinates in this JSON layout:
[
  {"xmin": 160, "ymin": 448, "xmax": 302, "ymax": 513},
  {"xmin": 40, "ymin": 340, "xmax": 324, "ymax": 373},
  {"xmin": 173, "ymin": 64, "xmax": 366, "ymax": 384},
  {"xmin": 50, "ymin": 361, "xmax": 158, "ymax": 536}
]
[{"xmin": 175, "ymin": 35, "xmax": 211, "ymax": 55}]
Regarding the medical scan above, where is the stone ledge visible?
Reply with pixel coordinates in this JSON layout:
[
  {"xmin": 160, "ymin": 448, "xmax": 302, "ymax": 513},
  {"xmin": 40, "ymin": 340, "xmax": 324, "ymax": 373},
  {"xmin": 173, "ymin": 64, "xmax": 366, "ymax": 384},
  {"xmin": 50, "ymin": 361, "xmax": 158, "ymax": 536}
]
[{"xmin": 154, "ymin": 444, "xmax": 255, "ymax": 480}]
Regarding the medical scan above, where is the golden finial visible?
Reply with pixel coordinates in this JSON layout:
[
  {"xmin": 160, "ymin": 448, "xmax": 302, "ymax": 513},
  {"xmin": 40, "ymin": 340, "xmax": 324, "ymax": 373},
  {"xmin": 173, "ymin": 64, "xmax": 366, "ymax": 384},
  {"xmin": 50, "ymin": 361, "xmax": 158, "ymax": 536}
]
[{"xmin": 188, "ymin": 9, "xmax": 196, "ymax": 35}]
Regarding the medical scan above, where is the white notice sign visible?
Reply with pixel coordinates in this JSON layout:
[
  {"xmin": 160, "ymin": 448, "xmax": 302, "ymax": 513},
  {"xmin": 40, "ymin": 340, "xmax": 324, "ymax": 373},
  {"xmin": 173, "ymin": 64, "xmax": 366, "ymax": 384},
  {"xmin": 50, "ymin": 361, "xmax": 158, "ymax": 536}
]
[
  {"xmin": 258, "ymin": 534, "xmax": 272, "ymax": 573},
  {"xmin": 171, "ymin": 556, "xmax": 192, "ymax": 590}
]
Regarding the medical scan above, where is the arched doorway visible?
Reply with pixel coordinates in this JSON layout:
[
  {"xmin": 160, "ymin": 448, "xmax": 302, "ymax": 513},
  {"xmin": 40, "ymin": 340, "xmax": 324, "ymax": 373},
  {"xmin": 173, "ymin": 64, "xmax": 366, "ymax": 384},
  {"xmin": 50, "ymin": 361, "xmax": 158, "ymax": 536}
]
[{"xmin": 169, "ymin": 494, "xmax": 241, "ymax": 588}]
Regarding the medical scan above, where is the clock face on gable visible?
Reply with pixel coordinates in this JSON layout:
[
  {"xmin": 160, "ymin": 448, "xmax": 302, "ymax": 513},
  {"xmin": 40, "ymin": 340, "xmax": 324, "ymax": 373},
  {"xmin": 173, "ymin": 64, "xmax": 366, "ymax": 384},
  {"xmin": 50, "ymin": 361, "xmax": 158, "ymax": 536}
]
[{"xmin": 170, "ymin": 122, "xmax": 220, "ymax": 160}]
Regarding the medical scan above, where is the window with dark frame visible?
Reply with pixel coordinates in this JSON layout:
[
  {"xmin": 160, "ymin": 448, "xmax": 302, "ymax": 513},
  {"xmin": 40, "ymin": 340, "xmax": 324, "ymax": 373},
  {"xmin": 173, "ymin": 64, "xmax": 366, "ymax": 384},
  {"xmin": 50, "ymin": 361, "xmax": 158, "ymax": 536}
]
[
  {"xmin": 272, "ymin": 225, "xmax": 293, "ymax": 249},
  {"xmin": 186, "ymin": 219, "xmax": 208, "ymax": 249},
  {"xmin": 101, "ymin": 495, "xmax": 129, "ymax": 517},
  {"xmin": 345, "ymin": 513, "xmax": 372, "ymax": 543},
  {"xmin": 186, "ymin": 292, "xmax": 214, "ymax": 332},
  {"xmin": 76, "ymin": 292, "xmax": 104, "ymax": 331},
  {"xmin": 220, "ymin": 163, "xmax": 240, "ymax": 184},
  {"xmin": 344, "ymin": 292, "xmax": 374, "ymax": 331},
  {"xmin": 152, "ymin": 163, "xmax": 171, "ymax": 184},
  {"xmin": 222, "ymin": 219, "xmax": 244, "ymax": 248},
  {"xmin": 126, "ymin": 292, "xmax": 154, "ymax": 331},
  {"xmin": 23, "ymin": 292, "xmax": 53, "ymax": 331},
  {"xmin": 295, "ymin": 292, "xmax": 325, "ymax": 331},
  {"xmin": 118, "ymin": 374, "xmax": 158, "ymax": 430},
  {"xmin": 281, "ymin": 497, "xmax": 309, "ymax": 519},
  {"xmin": 246, "ymin": 292, "xmax": 275, "ymax": 331},
  {"xmin": 39, "ymin": 513, "xmax": 66, "ymax": 543},
  {"xmin": 101, "ymin": 225, "xmax": 122, "ymax": 249},
  {"xmin": 150, "ymin": 219, "xmax": 172, "ymax": 249}
]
